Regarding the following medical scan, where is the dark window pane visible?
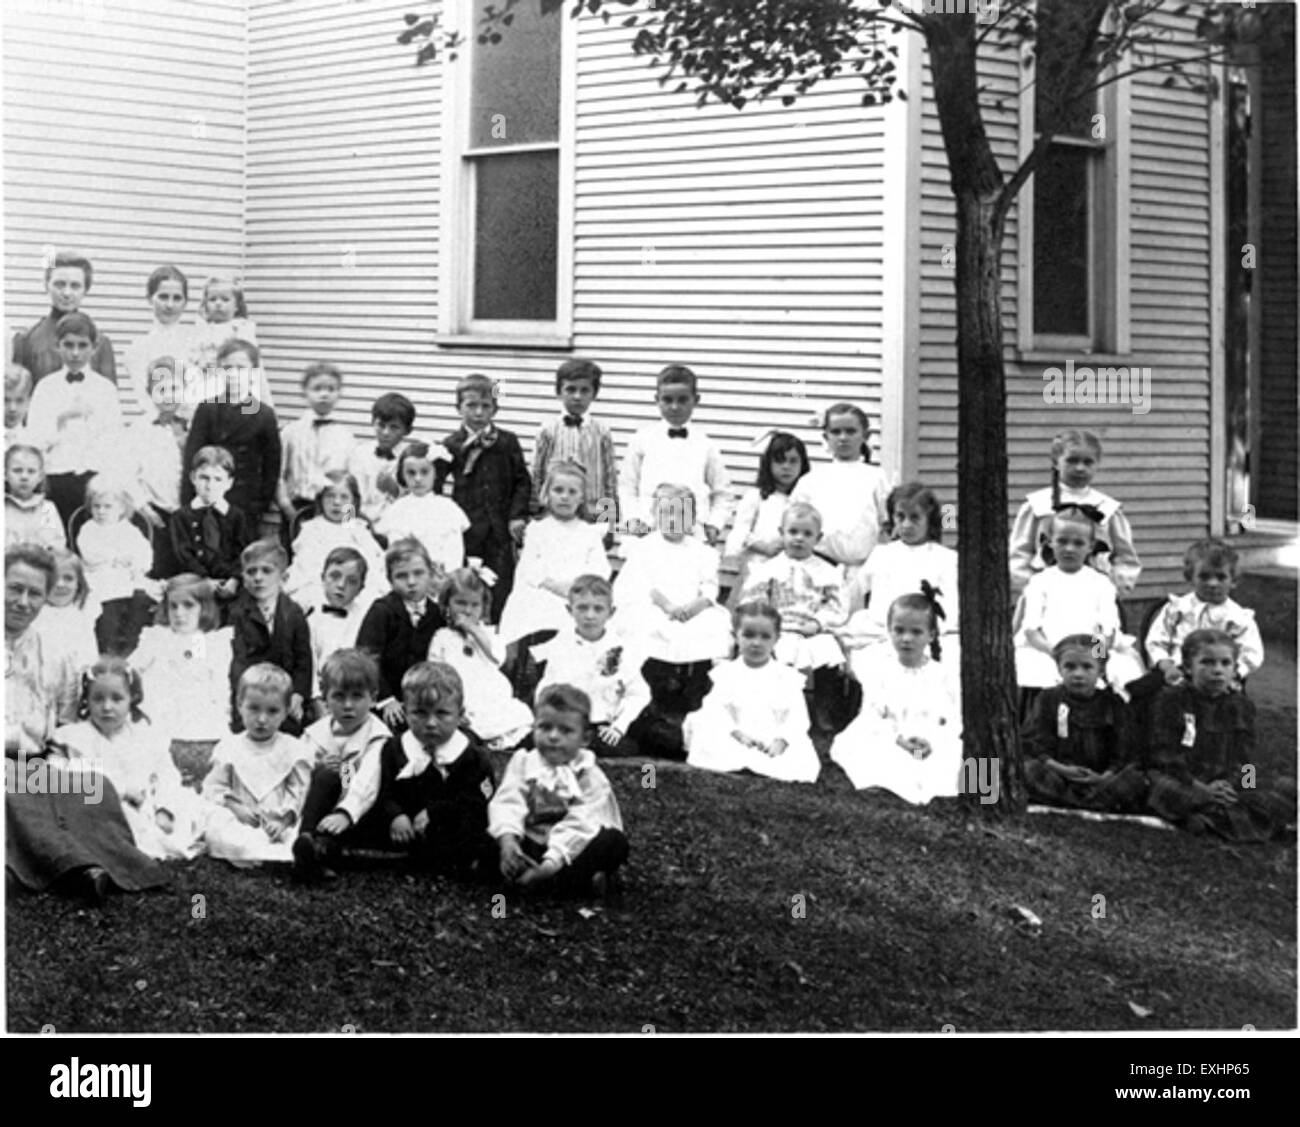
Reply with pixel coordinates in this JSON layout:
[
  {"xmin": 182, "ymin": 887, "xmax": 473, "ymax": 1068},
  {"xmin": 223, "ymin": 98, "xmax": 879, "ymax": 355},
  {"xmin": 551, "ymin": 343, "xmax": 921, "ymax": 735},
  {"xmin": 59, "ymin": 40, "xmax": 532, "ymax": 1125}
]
[
  {"xmin": 470, "ymin": 2, "xmax": 561, "ymax": 148},
  {"xmin": 473, "ymin": 150, "xmax": 558, "ymax": 321},
  {"xmin": 1033, "ymin": 144, "xmax": 1091, "ymax": 337},
  {"xmin": 1035, "ymin": 0, "xmax": 1095, "ymax": 138}
]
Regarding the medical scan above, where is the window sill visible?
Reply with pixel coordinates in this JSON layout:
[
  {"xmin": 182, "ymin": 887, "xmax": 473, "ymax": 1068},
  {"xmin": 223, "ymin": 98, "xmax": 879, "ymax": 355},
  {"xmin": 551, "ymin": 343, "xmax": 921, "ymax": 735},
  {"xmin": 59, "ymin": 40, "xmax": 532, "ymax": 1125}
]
[
  {"xmin": 1015, "ymin": 349, "xmax": 1139, "ymax": 367},
  {"xmin": 434, "ymin": 333, "xmax": 574, "ymax": 352}
]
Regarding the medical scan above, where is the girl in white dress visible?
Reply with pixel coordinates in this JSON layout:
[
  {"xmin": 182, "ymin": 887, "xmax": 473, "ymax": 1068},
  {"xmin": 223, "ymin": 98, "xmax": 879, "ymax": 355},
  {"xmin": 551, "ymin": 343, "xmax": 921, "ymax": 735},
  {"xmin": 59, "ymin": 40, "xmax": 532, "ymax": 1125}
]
[
  {"xmin": 202, "ymin": 664, "xmax": 311, "ymax": 865},
  {"xmin": 77, "ymin": 474, "xmax": 156, "ymax": 656},
  {"xmin": 1014, "ymin": 506, "xmax": 1144, "ymax": 692},
  {"xmin": 53, "ymin": 657, "xmax": 204, "ymax": 860},
  {"xmin": 498, "ymin": 461, "xmax": 611, "ymax": 645},
  {"xmin": 375, "ymin": 442, "xmax": 469, "ymax": 579},
  {"xmin": 190, "ymin": 274, "xmax": 273, "ymax": 408},
  {"xmin": 791, "ymin": 403, "xmax": 891, "ymax": 587},
  {"xmin": 614, "ymin": 483, "xmax": 732, "ymax": 665},
  {"xmin": 831, "ymin": 592, "xmax": 963, "ymax": 804},
  {"xmin": 839, "ymin": 482, "xmax": 960, "ymax": 674},
  {"xmin": 124, "ymin": 265, "xmax": 197, "ymax": 418},
  {"xmin": 132, "ymin": 574, "xmax": 234, "ymax": 788},
  {"xmin": 284, "ymin": 471, "xmax": 387, "ymax": 613},
  {"xmin": 427, "ymin": 567, "xmax": 533, "ymax": 750},
  {"xmin": 685, "ymin": 601, "xmax": 820, "ymax": 783},
  {"xmin": 723, "ymin": 431, "xmax": 809, "ymax": 601},
  {"xmin": 34, "ymin": 548, "xmax": 98, "ymax": 673}
]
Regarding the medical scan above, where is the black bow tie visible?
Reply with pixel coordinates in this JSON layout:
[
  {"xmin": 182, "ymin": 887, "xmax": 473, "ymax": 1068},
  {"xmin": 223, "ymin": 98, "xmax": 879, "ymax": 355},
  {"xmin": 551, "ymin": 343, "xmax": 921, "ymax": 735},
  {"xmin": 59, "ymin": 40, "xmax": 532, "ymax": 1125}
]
[
  {"xmin": 667, "ymin": 427, "xmax": 688, "ymax": 439},
  {"xmin": 375, "ymin": 447, "xmax": 396, "ymax": 460},
  {"xmin": 66, "ymin": 372, "xmax": 85, "ymax": 384},
  {"xmin": 312, "ymin": 418, "xmax": 334, "ymax": 429},
  {"xmin": 563, "ymin": 414, "xmax": 583, "ymax": 428},
  {"xmin": 319, "ymin": 605, "xmax": 348, "ymax": 618}
]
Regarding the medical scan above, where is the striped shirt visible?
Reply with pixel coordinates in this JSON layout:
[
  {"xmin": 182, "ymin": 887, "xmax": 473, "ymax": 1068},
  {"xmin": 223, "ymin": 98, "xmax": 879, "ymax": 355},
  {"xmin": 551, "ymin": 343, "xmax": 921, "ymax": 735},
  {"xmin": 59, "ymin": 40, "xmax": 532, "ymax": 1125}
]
[{"xmin": 531, "ymin": 411, "xmax": 617, "ymax": 518}]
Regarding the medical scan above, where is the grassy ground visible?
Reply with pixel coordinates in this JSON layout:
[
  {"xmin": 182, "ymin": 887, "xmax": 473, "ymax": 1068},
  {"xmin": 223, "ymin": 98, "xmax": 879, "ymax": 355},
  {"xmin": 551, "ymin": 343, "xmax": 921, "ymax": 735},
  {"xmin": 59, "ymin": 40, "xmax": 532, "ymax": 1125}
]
[{"xmin": 7, "ymin": 578, "xmax": 1295, "ymax": 1033}]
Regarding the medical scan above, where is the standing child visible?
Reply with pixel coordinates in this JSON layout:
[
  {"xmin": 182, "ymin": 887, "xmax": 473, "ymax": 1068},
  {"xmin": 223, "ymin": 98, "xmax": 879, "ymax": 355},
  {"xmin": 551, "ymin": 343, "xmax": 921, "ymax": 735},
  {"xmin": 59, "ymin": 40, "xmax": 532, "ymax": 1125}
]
[
  {"xmin": 1021, "ymin": 635, "xmax": 1147, "ymax": 812},
  {"xmin": 1142, "ymin": 537, "xmax": 1264, "ymax": 688},
  {"xmin": 132, "ymin": 574, "xmax": 235, "ymax": 790},
  {"xmin": 615, "ymin": 483, "xmax": 733, "ymax": 713},
  {"xmin": 831, "ymin": 592, "xmax": 962, "ymax": 804},
  {"xmin": 227, "ymin": 540, "xmax": 312, "ymax": 738},
  {"xmin": 76, "ymin": 475, "xmax": 155, "ymax": 657},
  {"xmin": 5, "ymin": 362, "xmax": 33, "ymax": 447},
  {"xmin": 124, "ymin": 265, "xmax": 195, "ymax": 418},
  {"xmin": 723, "ymin": 431, "xmax": 809, "ymax": 597},
  {"xmin": 437, "ymin": 373, "xmax": 531, "ymax": 621},
  {"xmin": 305, "ymin": 548, "xmax": 371, "ymax": 703},
  {"xmin": 428, "ymin": 567, "xmax": 533, "ymax": 750},
  {"xmin": 619, "ymin": 364, "xmax": 731, "ymax": 543},
  {"xmin": 839, "ymin": 482, "xmax": 959, "ymax": 660},
  {"xmin": 284, "ymin": 471, "xmax": 386, "ymax": 613},
  {"xmin": 291, "ymin": 649, "xmax": 392, "ymax": 882},
  {"xmin": 1145, "ymin": 629, "xmax": 1294, "ymax": 842},
  {"xmin": 534, "ymin": 575, "xmax": 651, "ymax": 759},
  {"xmin": 169, "ymin": 445, "xmax": 252, "ymax": 615},
  {"xmin": 1008, "ymin": 428, "xmax": 1140, "ymax": 595},
  {"xmin": 531, "ymin": 359, "xmax": 617, "ymax": 524},
  {"xmin": 739, "ymin": 501, "xmax": 846, "ymax": 673},
  {"xmin": 182, "ymin": 340, "xmax": 281, "ymax": 532},
  {"xmin": 127, "ymin": 357, "xmax": 187, "ymax": 578},
  {"xmin": 1014, "ymin": 506, "xmax": 1144, "ymax": 694},
  {"xmin": 276, "ymin": 362, "xmax": 355, "ymax": 535},
  {"xmin": 375, "ymin": 441, "xmax": 468, "ymax": 579},
  {"xmin": 490, "ymin": 683, "xmax": 629, "ymax": 896},
  {"xmin": 201, "ymin": 663, "xmax": 311, "ymax": 864},
  {"xmin": 5, "ymin": 445, "xmax": 65, "ymax": 549},
  {"xmin": 356, "ymin": 539, "xmax": 446, "ymax": 726},
  {"xmin": 685, "ymin": 601, "xmax": 820, "ymax": 783},
  {"xmin": 191, "ymin": 274, "xmax": 271, "ymax": 406},
  {"xmin": 53, "ymin": 657, "xmax": 204, "ymax": 860},
  {"xmin": 371, "ymin": 662, "xmax": 496, "ymax": 875},
  {"xmin": 348, "ymin": 392, "xmax": 416, "ymax": 526},
  {"xmin": 23, "ymin": 312, "xmax": 123, "ymax": 524},
  {"xmin": 497, "ymin": 461, "xmax": 610, "ymax": 646},
  {"xmin": 791, "ymin": 402, "xmax": 890, "ymax": 587},
  {"xmin": 33, "ymin": 549, "xmax": 98, "ymax": 672}
]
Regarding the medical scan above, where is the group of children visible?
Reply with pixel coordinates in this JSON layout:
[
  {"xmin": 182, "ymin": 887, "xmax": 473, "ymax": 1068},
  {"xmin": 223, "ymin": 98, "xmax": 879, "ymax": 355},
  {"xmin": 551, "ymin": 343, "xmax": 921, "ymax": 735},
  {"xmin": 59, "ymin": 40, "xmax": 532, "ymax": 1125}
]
[{"xmin": 3, "ymin": 253, "xmax": 1294, "ymax": 910}]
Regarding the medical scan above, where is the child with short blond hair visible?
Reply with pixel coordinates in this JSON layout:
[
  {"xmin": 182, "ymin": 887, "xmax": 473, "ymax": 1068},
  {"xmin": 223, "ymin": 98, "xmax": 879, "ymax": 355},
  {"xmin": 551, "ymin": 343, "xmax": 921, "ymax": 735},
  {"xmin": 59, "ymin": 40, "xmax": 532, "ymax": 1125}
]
[
  {"xmin": 78, "ymin": 474, "xmax": 154, "ymax": 656},
  {"xmin": 202, "ymin": 663, "xmax": 312, "ymax": 864},
  {"xmin": 5, "ymin": 362, "xmax": 33, "ymax": 447}
]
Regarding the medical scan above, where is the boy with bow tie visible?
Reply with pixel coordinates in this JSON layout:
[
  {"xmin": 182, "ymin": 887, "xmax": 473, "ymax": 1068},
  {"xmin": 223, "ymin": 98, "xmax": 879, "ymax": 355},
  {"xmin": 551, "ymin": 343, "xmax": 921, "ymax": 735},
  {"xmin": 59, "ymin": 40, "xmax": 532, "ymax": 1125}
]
[
  {"xmin": 349, "ymin": 391, "xmax": 416, "ymax": 525},
  {"xmin": 127, "ymin": 358, "xmax": 187, "ymax": 578},
  {"xmin": 306, "ymin": 547, "xmax": 371, "ymax": 709},
  {"xmin": 169, "ymin": 445, "xmax": 252, "ymax": 615},
  {"xmin": 277, "ymin": 362, "xmax": 356, "ymax": 535},
  {"xmin": 435, "ymin": 373, "xmax": 531, "ymax": 622},
  {"xmin": 24, "ymin": 311, "xmax": 123, "ymax": 525},
  {"xmin": 530, "ymin": 359, "xmax": 617, "ymax": 524}
]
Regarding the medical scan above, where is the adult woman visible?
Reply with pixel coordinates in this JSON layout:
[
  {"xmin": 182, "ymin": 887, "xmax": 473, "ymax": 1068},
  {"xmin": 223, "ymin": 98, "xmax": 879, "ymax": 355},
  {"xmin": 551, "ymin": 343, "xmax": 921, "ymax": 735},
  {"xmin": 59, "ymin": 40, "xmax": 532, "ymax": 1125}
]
[{"xmin": 5, "ymin": 543, "xmax": 168, "ymax": 904}]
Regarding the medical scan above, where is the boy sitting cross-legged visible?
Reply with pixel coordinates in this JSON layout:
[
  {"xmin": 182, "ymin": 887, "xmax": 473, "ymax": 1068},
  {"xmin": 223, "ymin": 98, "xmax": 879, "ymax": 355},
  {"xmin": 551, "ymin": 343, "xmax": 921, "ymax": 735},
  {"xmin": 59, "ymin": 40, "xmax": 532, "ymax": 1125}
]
[
  {"xmin": 371, "ymin": 661, "xmax": 497, "ymax": 877},
  {"xmin": 489, "ymin": 683, "xmax": 629, "ymax": 897},
  {"xmin": 292, "ymin": 648, "xmax": 392, "ymax": 883}
]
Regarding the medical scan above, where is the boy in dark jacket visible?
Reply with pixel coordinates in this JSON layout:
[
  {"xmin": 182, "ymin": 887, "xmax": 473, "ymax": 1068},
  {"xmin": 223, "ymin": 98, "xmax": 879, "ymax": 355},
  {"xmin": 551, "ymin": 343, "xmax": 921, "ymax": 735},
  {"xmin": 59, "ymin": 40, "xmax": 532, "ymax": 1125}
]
[{"xmin": 435, "ymin": 373, "xmax": 530, "ymax": 622}]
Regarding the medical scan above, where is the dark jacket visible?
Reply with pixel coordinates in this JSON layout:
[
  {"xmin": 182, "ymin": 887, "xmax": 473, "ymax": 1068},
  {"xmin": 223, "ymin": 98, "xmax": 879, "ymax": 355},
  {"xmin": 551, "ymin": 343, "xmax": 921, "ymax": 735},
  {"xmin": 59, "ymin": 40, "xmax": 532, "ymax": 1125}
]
[
  {"xmin": 377, "ymin": 731, "xmax": 495, "ymax": 828},
  {"xmin": 169, "ymin": 503, "xmax": 251, "ymax": 581},
  {"xmin": 229, "ymin": 590, "xmax": 313, "ymax": 712},
  {"xmin": 182, "ymin": 399, "xmax": 282, "ymax": 524},
  {"xmin": 436, "ymin": 425, "xmax": 531, "ymax": 553},
  {"xmin": 356, "ymin": 591, "xmax": 445, "ymax": 702}
]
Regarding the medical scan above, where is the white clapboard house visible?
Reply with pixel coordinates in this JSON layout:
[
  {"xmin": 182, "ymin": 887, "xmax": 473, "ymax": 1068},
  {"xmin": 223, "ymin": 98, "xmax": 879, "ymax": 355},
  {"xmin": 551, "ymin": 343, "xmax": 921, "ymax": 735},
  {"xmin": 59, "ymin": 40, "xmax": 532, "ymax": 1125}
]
[{"xmin": 3, "ymin": 0, "xmax": 1295, "ymax": 594}]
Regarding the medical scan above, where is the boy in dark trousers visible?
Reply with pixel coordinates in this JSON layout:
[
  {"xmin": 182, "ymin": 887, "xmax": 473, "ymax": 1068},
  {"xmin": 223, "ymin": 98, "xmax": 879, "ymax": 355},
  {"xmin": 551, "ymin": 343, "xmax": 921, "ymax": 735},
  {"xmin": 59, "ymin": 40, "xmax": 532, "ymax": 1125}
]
[
  {"xmin": 169, "ymin": 444, "xmax": 251, "ymax": 613},
  {"xmin": 182, "ymin": 339, "xmax": 281, "ymax": 532},
  {"xmin": 435, "ymin": 373, "xmax": 530, "ymax": 622},
  {"xmin": 373, "ymin": 661, "xmax": 496, "ymax": 875},
  {"xmin": 228, "ymin": 539, "xmax": 312, "ymax": 737},
  {"xmin": 356, "ymin": 538, "xmax": 446, "ymax": 727}
]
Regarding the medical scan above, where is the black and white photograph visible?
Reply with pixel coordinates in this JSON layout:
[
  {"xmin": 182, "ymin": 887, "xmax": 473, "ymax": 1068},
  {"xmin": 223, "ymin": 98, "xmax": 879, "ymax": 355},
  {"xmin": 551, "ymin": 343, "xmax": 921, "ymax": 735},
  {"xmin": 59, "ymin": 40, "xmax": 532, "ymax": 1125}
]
[{"xmin": 2, "ymin": 0, "xmax": 1296, "ymax": 1064}]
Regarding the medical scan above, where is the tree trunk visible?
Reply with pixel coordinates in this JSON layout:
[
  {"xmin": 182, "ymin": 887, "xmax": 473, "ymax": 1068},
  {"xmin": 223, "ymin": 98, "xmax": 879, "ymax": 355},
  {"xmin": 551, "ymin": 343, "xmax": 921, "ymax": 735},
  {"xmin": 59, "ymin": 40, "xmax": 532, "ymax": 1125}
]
[{"xmin": 925, "ymin": 16, "xmax": 1025, "ymax": 812}]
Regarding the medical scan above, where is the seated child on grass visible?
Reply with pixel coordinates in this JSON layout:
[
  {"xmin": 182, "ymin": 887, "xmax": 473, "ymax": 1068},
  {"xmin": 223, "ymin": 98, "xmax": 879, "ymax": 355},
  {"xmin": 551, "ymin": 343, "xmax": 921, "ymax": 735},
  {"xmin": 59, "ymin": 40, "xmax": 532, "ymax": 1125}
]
[
  {"xmin": 685, "ymin": 601, "xmax": 821, "ymax": 784},
  {"xmin": 489, "ymin": 683, "xmax": 629, "ymax": 896},
  {"xmin": 1145, "ymin": 629, "xmax": 1295, "ymax": 843},
  {"xmin": 533, "ymin": 574, "xmax": 651, "ymax": 758},
  {"xmin": 427, "ymin": 566, "xmax": 533, "ymax": 750},
  {"xmin": 202, "ymin": 663, "xmax": 312, "ymax": 865},
  {"xmin": 1020, "ymin": 634, "xmax": 1147, "ymax": 813},
  {"xmin": 291, "ymin": 649, "xmax": 392, "ymax": 882},
  {"xmin": 830, "ymin": 591, "xmax": 962, "ymax": 804},
  {"xmin": 370, "ymin": 661, "xmax": 497, "ymax": 876}
]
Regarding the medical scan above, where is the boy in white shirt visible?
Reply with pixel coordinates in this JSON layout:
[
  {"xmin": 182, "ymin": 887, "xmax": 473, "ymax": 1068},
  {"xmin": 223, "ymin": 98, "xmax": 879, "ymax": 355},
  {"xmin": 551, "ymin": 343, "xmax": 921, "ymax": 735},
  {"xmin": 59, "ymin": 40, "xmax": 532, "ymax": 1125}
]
[
  {"xmin": 348, "ymin": 392, "xmax": 415, "ymax": 526},
  {"xmin": 24, "ymin": 312, "xmax": 123, "ymax": 525},
  {"xmin": 277, "ymin": 361, "xmax": 356, "ymax": 533},
  {"xmin": 305, "ymin": 548, "xmax": 371, "ymax": 703},
  {"xmin": 619, "ymin": 364, "xmax": 731, "ymax": 544}
]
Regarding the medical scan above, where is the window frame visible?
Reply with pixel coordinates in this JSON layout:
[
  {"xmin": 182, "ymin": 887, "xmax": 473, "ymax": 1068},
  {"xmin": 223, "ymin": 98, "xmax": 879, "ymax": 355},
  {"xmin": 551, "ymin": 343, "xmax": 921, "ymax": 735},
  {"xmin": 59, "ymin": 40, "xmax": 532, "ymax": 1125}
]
[
  {"xmin": 438, "ymin": 0, "xmax": 575, "ymax": 347},
  {"xmin": 1016, "ymin": 33, "xmax": 1131, "ymax": 357}
]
